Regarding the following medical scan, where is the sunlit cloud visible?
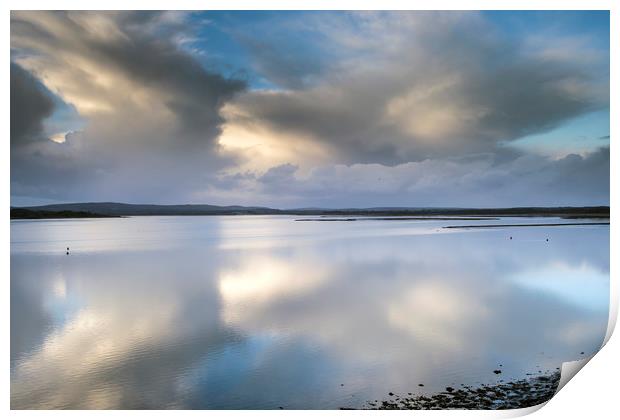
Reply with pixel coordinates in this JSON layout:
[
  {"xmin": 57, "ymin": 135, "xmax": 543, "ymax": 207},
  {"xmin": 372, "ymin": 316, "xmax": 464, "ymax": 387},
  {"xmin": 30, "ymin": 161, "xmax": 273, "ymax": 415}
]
[{"xmin": 49, "ymin": 132, "xmax": 68, "ymax": 144}]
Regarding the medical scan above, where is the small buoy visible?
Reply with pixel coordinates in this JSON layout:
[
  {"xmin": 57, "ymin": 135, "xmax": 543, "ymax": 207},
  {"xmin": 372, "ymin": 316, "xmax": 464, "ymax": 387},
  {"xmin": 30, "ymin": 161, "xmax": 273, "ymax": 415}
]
[
  {"xmin": 66, "ymin": 251, "xmax": 69, "ymax": 255},
  {"xmin": 66, "ymin": 247, "xmax": 69, "ymax": 251},
  {"xmin": 509, "ymin": 236, "xmax": 512, "ymax": 240},
  {"xmin": 546, "ymin": 238, "xmax": 549, "ymax": 242}
]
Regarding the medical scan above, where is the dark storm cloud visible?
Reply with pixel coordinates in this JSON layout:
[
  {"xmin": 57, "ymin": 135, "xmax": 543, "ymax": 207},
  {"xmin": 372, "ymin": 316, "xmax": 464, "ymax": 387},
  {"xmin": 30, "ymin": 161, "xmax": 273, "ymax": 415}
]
[
  {"xmin": 460, "ymin": 63, "xmax": 596, "ymax": 142},
  {"xmin": 9, "ymin": 63, "xmax": 92, "ymax": 202},
  {"xmin": 10, "ymin": 11, "xmax": 246, "ymax": 203},
  {"xmin": 10, "ymin": 63, "xmax": 54, "ymax": 146},
  {"xmin": 89, "ymin": 12, "xmax": 245, "ymax": 140},
  {"xmin": 11, "ymin": 11, "xmax": 246, "ymax": 146}
]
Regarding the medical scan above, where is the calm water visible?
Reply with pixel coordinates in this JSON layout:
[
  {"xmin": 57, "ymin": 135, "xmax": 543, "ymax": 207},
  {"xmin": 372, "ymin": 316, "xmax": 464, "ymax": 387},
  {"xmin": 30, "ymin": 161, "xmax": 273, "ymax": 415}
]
[{"xmin": 10, "ymin": 216, "xmax": 609, "ymax": 409}]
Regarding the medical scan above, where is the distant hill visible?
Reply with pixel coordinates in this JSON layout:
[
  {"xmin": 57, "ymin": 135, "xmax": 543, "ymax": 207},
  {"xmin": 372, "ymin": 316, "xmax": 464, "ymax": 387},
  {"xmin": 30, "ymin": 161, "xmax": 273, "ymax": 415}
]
[
  {"xmin": 10, "ymin": 208, "xmax": 119, "ymax": 219},
  {"xmin": 16, "ymin": 202, "xmax": 280, "ymax": 216},
  {"xmin": 11, "ymin": 202, "xmax": 610, "ymax": 218}
]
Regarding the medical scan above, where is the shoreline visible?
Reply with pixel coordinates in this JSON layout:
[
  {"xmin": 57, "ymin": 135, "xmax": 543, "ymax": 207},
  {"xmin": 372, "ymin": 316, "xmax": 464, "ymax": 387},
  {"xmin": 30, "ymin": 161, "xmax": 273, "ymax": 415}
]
[
  {"xmin": 10, "ymin": 203, "xmax": 610, "ymax": 219},
  {"xmin": 444, "ymin": 222, "xmax": 610, "ymax": 229},
  {"xmin": 346, "ymin": 371, "xmax": 561, "ymax": 410}
]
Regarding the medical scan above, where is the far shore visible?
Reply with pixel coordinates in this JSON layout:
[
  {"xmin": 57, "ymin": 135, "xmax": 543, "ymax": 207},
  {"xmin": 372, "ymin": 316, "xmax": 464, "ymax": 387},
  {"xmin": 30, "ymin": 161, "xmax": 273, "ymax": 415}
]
[
  {"xmin": 10, "ymin": 203, "xmax": 610, "ymax": 220},
  {"xmin": 10, "ymin": 208, "xmax": 120, "ymax": 220}
]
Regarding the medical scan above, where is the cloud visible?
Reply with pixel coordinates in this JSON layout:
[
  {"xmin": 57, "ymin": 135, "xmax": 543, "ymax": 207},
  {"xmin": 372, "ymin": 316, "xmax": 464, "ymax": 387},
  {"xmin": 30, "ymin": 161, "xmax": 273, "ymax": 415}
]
[
  {"xmin": 10, "ymin": 11, "xmax": 609, "ymax": 206},
  {"xmin": 258, "ymin": 163, "xmax": 299, "ymax": 186},
  {"xmin": 223, "ymin": 11, "xmax": 608, "ymax": 165},
  {"xmin": 89, "ymin": 12, "xmax": 245, "ymax": 140},
  {"xmin": 10, "ymin": 63, "xmax": 54, "ymax": 146},
  {"xmin": 209, "ymin": 146, "xmax": 609, "ymax": 208},
  {"xmin": 11, "ymin": 11, "xmax": 245, "ymax": 203}
]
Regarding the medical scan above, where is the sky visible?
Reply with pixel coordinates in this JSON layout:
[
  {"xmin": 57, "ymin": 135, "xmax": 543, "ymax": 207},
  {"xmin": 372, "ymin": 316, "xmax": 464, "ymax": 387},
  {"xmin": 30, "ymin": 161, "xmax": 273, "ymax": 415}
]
[{"xmin": 10, "ymin": 11, "xmax": 610, "ymax": 208}]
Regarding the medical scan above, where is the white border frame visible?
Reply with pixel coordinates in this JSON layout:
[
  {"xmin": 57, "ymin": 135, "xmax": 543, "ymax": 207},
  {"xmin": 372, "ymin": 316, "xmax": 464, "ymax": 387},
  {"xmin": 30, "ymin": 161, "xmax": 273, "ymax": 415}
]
[{"xmin": 3, "ymin": 2, "xmax": 616, "ymax": 419}]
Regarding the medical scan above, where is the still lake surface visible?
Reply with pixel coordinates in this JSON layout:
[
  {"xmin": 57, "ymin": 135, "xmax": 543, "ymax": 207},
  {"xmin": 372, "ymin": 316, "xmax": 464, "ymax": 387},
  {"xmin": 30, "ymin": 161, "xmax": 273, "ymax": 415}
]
[{"xmin": 11, "ymin": 215, "xmax": 609, "ymax": 409}]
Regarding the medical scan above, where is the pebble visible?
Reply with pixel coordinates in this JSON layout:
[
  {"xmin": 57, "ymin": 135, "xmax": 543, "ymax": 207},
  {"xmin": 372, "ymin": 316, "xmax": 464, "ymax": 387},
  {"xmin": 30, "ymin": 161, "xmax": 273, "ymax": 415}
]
[{"xmin": 354, "ymin": 371, "xmax": 560, "ymax": 410}]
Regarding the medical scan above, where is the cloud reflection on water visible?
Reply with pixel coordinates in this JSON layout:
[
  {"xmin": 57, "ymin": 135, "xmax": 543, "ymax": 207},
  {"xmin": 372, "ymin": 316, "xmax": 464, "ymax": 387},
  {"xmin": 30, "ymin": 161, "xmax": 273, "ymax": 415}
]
[{"xmin": 11, "ymin": 216, "xmax": 609, "ymax": 408}]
